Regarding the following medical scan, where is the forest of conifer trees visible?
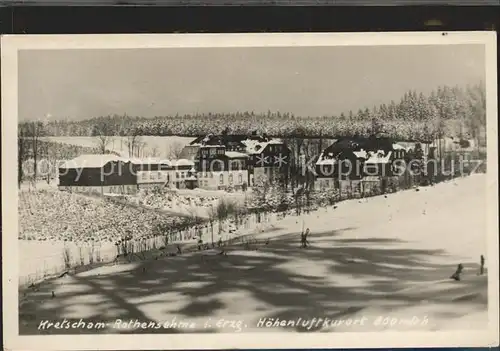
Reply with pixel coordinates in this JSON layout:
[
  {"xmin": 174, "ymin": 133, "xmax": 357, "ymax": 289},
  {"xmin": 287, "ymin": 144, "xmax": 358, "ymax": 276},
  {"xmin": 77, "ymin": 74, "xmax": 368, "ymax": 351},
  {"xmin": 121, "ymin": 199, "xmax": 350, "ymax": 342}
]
[{"xmin": 25, "ymin": 83, "xmax": 486, "ymax": 144}]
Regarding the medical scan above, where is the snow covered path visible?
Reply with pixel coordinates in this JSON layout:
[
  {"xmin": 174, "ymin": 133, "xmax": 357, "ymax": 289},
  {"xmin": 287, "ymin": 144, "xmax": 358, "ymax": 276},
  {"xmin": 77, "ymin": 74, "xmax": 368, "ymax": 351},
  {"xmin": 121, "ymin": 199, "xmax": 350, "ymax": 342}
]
[{"xmin": 19, "ymin": 174, "xmax": 489, "ymax": 334}]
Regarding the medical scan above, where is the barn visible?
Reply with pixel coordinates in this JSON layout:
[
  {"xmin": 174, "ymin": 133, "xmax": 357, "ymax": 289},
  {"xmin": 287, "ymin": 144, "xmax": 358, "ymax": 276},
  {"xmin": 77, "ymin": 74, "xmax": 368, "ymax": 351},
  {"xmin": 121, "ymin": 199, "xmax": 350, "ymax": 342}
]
[{"xmin": 58, "ymin": 154, "xmax": 137, "ymax": 194}]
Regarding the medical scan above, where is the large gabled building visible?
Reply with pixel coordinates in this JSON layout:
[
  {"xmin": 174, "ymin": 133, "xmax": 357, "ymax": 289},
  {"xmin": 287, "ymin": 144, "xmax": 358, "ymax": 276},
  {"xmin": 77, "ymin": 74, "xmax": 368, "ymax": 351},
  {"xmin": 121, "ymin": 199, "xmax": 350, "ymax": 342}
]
[
  {"xmin": 194, "ymin": 143, "xmax": 248, "ymax": 191},
  {"xmin": 240, "ymin": 137, "xmax": 290, "ymax": 186},
  {"xmin": 183, "ymin": 132, "xmax": 291, "ymax": 189},
  {"xmin": 132, "ymin": 158, "xmax": 195, "ymax": 189},
  {"xmin": 315, "ymin": 136, "xmax": 408, "ymax": 191}
]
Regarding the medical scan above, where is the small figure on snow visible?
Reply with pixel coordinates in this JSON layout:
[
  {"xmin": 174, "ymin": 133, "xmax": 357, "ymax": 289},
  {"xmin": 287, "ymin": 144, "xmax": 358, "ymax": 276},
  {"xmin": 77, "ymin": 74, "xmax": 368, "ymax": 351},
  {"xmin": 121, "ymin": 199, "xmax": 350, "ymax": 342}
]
[
  {"xmin": 301, "ymin": 228, "xmax": 310, "ymax": 248},
  {"xmin": 450, "ymin": 263, "xmax": 464, "ymax": 281},
  {"xmin": 479, "ymin": 255, "xmax": 485, "ymax": 275}
]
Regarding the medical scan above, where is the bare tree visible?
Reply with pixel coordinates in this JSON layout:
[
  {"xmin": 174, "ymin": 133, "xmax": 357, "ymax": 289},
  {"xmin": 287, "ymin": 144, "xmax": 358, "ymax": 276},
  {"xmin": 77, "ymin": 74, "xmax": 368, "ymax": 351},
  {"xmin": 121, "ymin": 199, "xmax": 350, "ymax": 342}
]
[
  {"xmin": 252, "ymin": 175, "xmax": 271, "ymax": 208},
  {"xmin": 91, "ymin": 121, "xmax": 114, "ymax": 154},
  {"xmin": 207, "ymin": 205, "xmax": 217, "ymax": 245},
  {"xmin": 167, "ymin": 141, "xmax": 185, "ymax": 160},
  {"xmin": 149, "ymin": 146, "xmax": 160, "ymax": 158},
  {"xmin": 284, "ymin": 136, "xmax": 306, "ymax": 190},
  {"xmin": 136, "ymin": 140, "xmax": 147, "ymax": 158},
  {"xmin": 17, "ymin": 124, "xmax": 29, "ymax": 188},
  {"xmin": 39, "ymin": 141, "xmax": 51, "ymax": 184},
  {"xmin": 24, "ymin": 121, "xmax": 44, "ymax": 187},
  {"xmin": 42, "ymin": 141, "xmax": 60, "ymax": 184},
  {"xmin": 125, "ymin": 129, "xmax": 145, "ymax": 158},
  {"xmin": 126, "ymin": 135, "xmax": 137, "ymax": 157},
  {"xmin": 301, "ymin": 139, "xmax": 319, "ymax": 191}
]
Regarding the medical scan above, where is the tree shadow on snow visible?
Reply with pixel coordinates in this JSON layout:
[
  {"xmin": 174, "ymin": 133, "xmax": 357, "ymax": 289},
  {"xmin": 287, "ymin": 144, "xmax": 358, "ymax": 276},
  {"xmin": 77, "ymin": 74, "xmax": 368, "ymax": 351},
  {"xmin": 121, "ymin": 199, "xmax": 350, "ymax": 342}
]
[{"xmin": 19, "ymin": 227, "xmax": 486, "ymax": 335}]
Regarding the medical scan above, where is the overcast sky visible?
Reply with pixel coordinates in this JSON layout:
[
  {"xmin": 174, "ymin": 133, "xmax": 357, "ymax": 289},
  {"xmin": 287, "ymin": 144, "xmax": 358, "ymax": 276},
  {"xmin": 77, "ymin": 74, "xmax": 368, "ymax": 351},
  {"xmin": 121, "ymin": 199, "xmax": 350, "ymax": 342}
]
[{"xmin": 18, "ymin": 44, "xmax": 485, "ymax": 122}]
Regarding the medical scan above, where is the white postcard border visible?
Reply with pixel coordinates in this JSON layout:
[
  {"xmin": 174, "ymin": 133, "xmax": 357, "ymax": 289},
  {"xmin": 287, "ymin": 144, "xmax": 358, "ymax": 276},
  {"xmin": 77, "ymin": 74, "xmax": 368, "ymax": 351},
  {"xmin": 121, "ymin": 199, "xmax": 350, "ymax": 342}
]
[{"xmin": 2, "ymin": 31, "xmax": 498, "ymax": 350}]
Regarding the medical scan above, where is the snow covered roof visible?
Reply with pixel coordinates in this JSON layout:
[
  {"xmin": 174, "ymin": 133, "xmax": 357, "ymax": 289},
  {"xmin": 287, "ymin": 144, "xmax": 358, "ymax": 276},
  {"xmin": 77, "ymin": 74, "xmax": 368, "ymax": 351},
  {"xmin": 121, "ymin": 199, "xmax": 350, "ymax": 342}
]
[
  {"xmin": 241, "ymin": 139, "xmax": 267, "ymax": 154},
  {"xmin": 316, "ymin": 148, "xmax": 368, "ymax": 166},
  {"xmin": 129, "ymin": 157, "xmax": 172, "ymax": 166},
  {"xmin": 353, "ymin": 150, "xmax": 368, "ymax": 159},
  {"xmin": 241, "ymin": 139, "xmax": 285, "ymax": 154},
  {"xmin": 60, "ymin": 154, "xmax": 129, "ymax": 169},
  {"xmin": 225, "ymin": 151, "xmax": 249, "ymax": 159},
  {"xmin": 316, "ymin": 158, "xmax": 336, "ymax": 166},
  {"xmin": 365, "ymin": 150, "xmax": 392, "ymax": 164},
  {"xmin": 174, "ymin": 159, "xmax": 194, "ymax": 167},
  {"xmin": 430, "ymin": 138, "xmax": 476, "ymax": 152},
  {"xmin": 392, "ymin": 143, "xmax": 407, "ymax": 150}
]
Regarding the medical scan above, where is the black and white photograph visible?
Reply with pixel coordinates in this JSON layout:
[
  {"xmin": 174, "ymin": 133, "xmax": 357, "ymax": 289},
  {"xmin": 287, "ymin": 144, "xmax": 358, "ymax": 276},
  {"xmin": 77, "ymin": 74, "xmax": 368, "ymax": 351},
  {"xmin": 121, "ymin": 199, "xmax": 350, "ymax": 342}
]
[{"xmin": 2, "ymin": 32, "xmax": 498, "ymax": 350}]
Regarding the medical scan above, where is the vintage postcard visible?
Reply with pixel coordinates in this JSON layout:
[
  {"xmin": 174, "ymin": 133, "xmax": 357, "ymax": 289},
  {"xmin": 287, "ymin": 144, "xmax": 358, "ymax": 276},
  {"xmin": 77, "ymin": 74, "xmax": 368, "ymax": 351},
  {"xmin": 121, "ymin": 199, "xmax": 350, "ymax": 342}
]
[{"xmin": 2, "ymin": 32, "xmax": 498, "ymax": 350}]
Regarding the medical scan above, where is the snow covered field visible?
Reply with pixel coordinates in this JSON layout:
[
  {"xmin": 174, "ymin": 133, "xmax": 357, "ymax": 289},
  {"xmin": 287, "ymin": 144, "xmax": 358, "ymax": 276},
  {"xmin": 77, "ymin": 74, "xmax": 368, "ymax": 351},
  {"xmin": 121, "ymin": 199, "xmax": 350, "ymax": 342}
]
[
  {"xmin": 19, "ymin": 174, "xmax": 489, "ymax": 334},
  {"xmin": 18, "ymin": 189, "xmax": 249, "ymax": 285},
  {"xmin": 40, "ymin": 136, "xmax": 193, "ymax": 159}
]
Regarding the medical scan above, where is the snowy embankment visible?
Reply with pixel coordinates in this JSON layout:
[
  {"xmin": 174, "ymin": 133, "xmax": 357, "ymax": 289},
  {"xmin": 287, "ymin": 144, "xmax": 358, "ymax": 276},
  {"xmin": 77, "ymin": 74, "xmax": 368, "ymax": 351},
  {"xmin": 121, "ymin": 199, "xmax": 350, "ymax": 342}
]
[
  {"xmin": 19, "ymin": 174, "xmax": 489, "ymax": 334},
  {"xmin": 255, "ymin": 173, "xmax": 487, "ymax": 264}
]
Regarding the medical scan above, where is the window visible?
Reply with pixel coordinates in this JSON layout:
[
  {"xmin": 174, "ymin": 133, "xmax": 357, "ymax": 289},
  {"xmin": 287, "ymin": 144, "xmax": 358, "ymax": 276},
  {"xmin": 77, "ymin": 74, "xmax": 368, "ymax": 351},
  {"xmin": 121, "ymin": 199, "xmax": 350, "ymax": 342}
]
[
  {"xmin": 202, "ymin": 150, "xmax": 208, "ymax": 156},
  {"xmin": 219, "ymin": 174, "xmax": 224, "ymax": 185},
  {"xmin": 150, "ymin": 172, "xmax": 156, "ymax": 180},
  {"xmin": 181, "ymin": 172, "xmax": 185, "ymax": 179},
  {"xmin": 238, "ymin": 173, "xmax": 243, "ymax": 184},
  {"xmin": 176, "ymin": 172, "xmax": 180, "ymax": 178},
  {"xmin": 229, "ymin": 174, "xmax": 233, "ymax": 184},
  {"xmin": 141, "ymin": 173, "xmax": 147, "ymax": 180},
  {"xmin": 157, "ymin": 172, "xmax": 162, "ymax": 179},
  {"xmin": 210, "ymin": 148, "xmax": 216, "ymax": 155}
]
